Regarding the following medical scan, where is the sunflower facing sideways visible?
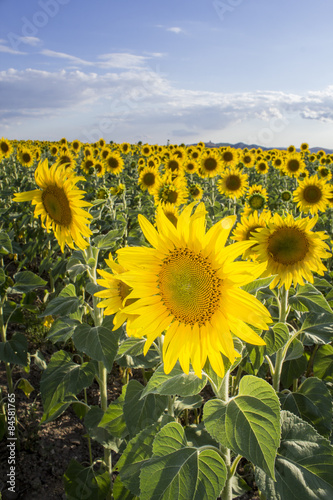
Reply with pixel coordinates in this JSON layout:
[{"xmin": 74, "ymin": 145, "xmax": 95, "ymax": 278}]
[
  {"xmin": 103, "ymin": 203, "xmax": 272, "ymax": 379},
  {"xmin": 251, "ymin": 213, "xmax": 331, "ymax": 290},
  {"xmin": 293, "ymin": 175, "xmax": 331, "ymax": 214},
  {"xmin": 13, "ymin": 159, "xmax": 93, "ymax": 252}
]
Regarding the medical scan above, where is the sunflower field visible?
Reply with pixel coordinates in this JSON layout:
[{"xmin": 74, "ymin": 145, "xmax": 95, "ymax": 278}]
[{"xmin": 1, "ymin": 136, "xmax": 333, "ymax": 500}]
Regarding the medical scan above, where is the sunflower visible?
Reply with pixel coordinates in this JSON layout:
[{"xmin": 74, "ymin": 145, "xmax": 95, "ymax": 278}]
[
  {"xmin": 81, "ymin": 158, "xmax": 95, "ymax": 175},
  {"xmin": 71, "ymin": 140, "xmax": 82, "ymax": 154},
  {"xmin": 95, "ymin": 253, "xmax": 139, "ymax": 335},
  {"xmin": 241, "ymin": 152, "xmax": 255, "ymax": 168},
  {"xmin": 247, "ymin": 184, "xmax": 268, "ymax": 201},
  {"xmin": 232, "ymin": 210, "xmax": 271, "ymax": 259},
  {"xmin": 199, "ymin": 151, "xmax": 223, "ymax": 178},
  {"xmin": 282, "ymin": 153, "xmax": 306, "ymax": 178},
  {"xmin": 183, "ymin": 159, "xmax": 198, "ymax": 174},
  {"xmin": 104, "ymin": 153, "xmax": 124, "ymax": 175},
  {"xmin": 217, "ymin": 168, "xmax": 249, "ymax": 199},
  {"xmin": 247, "ymin": 193, "xmax": 266, "ymax": 211},
  {"xmin": 120, "ymin": 142, "xmax": 131, "ymax": 155},
  {"xmin": 293, "ymin": 175, "xmax": 331, "ymax": 214},
  {"xmin": 255, "ymin": 160, "xmax": 269, "ymax": 175},
  {"xmin": 18, "ymin": 147, "xmax": 35, "ymax": 167},
  {"xmin": 112, "ymin": 203, "xmax": 271, "ymax": 378},
  {"xmin": 273, "ymin": 156, "xmax": 283, "ymax": 170},
  {"xmin": 57, "ymin": 151, "xmax": 75, "ymax": 170},
  {"xmin": 317, "ymin": 166, "xmax": 332, "ymax": 181},
  {"xmin": 220, "ymin": 146, "xmax": 238, "ymax": 167},
  {"xmin": 157, "ymin": 202, "xmax": 179, "ymax": 227},
  {"xmin": 251, "ymin": 213, "xmax": 331, "ymax": 290},
  {"xmin": 94, "ymin": 161, "xmax": 105, "ymax": 177},
  {"xmin": 287, "ymin": 145, "xmax": 296, "ymax": 153},
  {"xmin": 189, "ymin": 184, "xmax": 203, "ymax": 200},
  {"xmin": 139, "ymin": 166, "xmax": 159, "ymax": 194},
  {"xmin": 300, "ymin": 142, "xmax": 309, "ymax": 152},
  {"xmin": 281, "ymin": 190, "xmax": 292, "ymax": 202},
  {"xmin": 49, "ymin": 144, "xmax": 58, "ymax": 156},
  {"xmin": 153, "ymin": 176, "xmax": 188, "ymax": 206},
  {"xmin": 13, "ymin": 159, "xmax": 93, "ymax": 252},
  {"xmin": 141, "ymin": 144, "xmax": 152, "ymax": 157},
  {"xmin": 0, "ymin": 137, "xmax": 13, "ymax": 158},
  {"xmin": 164, "ymin": 155, "xmax": 183, "ymax": 175}
]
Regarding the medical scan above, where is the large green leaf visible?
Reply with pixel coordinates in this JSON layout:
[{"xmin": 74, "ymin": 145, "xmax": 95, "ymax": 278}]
[
  {"xmin": 281, "ymin": 354, "xmax": 307, "ymax": 389},
  {"xmin": 0, "ymin": 332, "xmax": 28, "ymax": 366},
  {"xmin": 140, "ymin": 422, "xmax": 226, "ymax": 500},
  {"xmin": 203, "ymin": 399, "xmax": 228, "ymax": 447},
  {"xmin": 263, "ymin": 322, "xmax": 290, "ymax": 356},
  {"xmin": 64, "ymin": 459, "xmax": 111, "ymax": 500},
  {"xmin": 40, "ymin": 350, "xmax": 96, "ymax": 420},
  {"xmin": 124, "ymin": 379, "xmax": 168, "ymax": 437},
  {"xmin": 141, "ymin": 364, "xmax": 207, "ymax": 398},
  {"xmin": 313, "ymin": 344, "xmax": 333, "ymax": 381},
  {"xmin": 242, "ymin": 276, "xmax": 275, "ymax": 294},
  {"xmin": 11, "ymin": 271, "xmax": 46, "ymax": 293},
  {"xmin": 256, "ymin": 411, "xmax": 333, "ymax": 500},
  {"xmin": 289, "ymin": 284, "xmax": 333, "ymax": 313},
  {"xmin": 73, "ymin": 324, "xmax": 119, "ymax": 372},
  {"xmin": 47, "ymin": 317, "xmax": 80, "ymax": 344},
  {"xmin": 116, "ymin": 337, "xmax": 160, "ymax": 369},
  {"xmin": 225, "ymin": 375, "xmax": 280, "ymax": 479},
  {"xmin": 279, "ymin": 377, "xmax": 332, "ymax": 437},
  {"xmin": 299, "ymin": 312, "xmax": 333, "ymax": 344},
  {"xmin": 116, "ymin": 417, "xmax": 174, "ymax": 497},
  {"xmin": 40, "ymin": 295, "xmax": 81, "ymax": 317}
]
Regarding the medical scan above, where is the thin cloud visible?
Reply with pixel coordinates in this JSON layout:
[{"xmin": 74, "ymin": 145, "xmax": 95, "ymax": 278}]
[{"xmin": 167, "ymin": 27, "xmax": 184, "ymax": 34}]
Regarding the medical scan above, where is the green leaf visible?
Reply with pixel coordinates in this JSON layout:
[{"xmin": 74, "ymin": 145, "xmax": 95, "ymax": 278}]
[
  {"xmin": 225, "ymin": 375, "xmax": 281, "ymax": 479},
  {"xmin": 17, "ymin": 378, "xmax": 34, "ymax": 397},
  {"xmin": 47, "ymin": 317, "xmax": 80, "ymax": 343},
  {"xmin": 0, "ymin": 332, "xmax": 28, "ymax": 366},
  {"xmin": 73, "ymin": 324, "xmax": 119, "ymax": 372},
  {"xmin": 116, "ymin": 417, "xmax": 174, "ymax": 497},
  {"xmin": 95, "ymin": 229, "xmax": 123, "ymax": 249},
  {"xmin": 299, "ymin": 312, "xmax": 333, "ymax": 344},
  {"xmin": 263, "ymin": 323, "xmax": 290, "ymax": 356},
  {"xmin": 40, "ymin": 295, "xmax": 81, "ymax": 317},
  {"xmin": 279, "ymin": 377, "xmax": 332, "ymax": 437},
  {"xmin": 281, "ymin": 354, "xmax": 307, "ymax": 389},
  {"xmin": 116, "ymin": 337, "xmax": 160, "ymax": 369},
  {"xmin": 173, "ymin": 395, "xmax": 203, "ymax": 416},
  {"xmin": 124, "ymin": 380, "xmax": 168, "ymax": 437},
  {"xmin": 285, "ymin": 338, "xmax": 304, "ymax": 361},
  {"xmin": 140, "ymin": 422, "xmax": 226, "ymax": 500},
  {"xmin": 40, "ymin": 350, "xmax": 96, "ymax": 420},
  {"xmin": 255, "ymin": 411, "xmax": 333, "ymax": 500},
  {"xmin": 113, "ymin": 475, "xmax": 138, "ymax": 500},
  {"xmin": 0, "ymin": 268, "xmax": 5, "ymax": 285},
  {"xmin": 242, "ymin": 276, "xmax": 275, "ymax": 294},
  {"xmin": 84, "ymin": 405, "xmax": 125, "ymax": 451},
  {"xmin": 289, "ymin": 283, "xmax": 333, "ymax": 313},
  {"xmin": 203, "ymin": 399, "xmax": 228, "ymax": 447},
  {"xmin": 141, "ymin": 364, "xmax": 207, "ymax": 398},
  {"xmin": 11, "ymin": 271, "xmax": 47, "ymax": 293},
  {"xmin": 0, "ymin": 232, "xmax": 12, "ymax": 254},
  {"xmin": 64, "ymin": 459, "xmax": 111, "ymax": 500},
  {"xmin": 313, "ymin": 345, "xmax": 333, "ymax": 381}
]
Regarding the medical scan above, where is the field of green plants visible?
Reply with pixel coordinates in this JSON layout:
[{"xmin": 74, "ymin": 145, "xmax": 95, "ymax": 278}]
[{"xmin": 0, "ymin": 137, "xmax": 333, "ymax": 500}]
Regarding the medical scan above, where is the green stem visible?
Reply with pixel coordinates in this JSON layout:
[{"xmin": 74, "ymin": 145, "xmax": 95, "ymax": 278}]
[
  {"xmin": 272, "ymin": 287, "xmax": 290, "ymax": 391},
  {"xmin": 0, "ymin": 298, "xmax": 14, "ymax": 395},
  {"xmin": 84, "ymin": 388, "xmax": 93, "ymax": 466},
  {"xmin": 214, "ymin": 370, "xmax": 232, "ymax": 500}
]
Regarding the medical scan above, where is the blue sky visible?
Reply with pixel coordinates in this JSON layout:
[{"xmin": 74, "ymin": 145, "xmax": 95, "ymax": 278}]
[{"xmin": 1, "ymin": 0, "xmax": 333, "ymax": 148}]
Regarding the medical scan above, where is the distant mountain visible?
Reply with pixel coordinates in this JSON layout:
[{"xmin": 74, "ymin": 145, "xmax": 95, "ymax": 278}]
[{"xmin": 202, "ymin": 141, "xmax": 333, "ymax": 154}]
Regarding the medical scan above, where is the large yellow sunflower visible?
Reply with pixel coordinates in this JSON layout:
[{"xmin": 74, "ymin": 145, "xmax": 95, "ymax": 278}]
[
  {"xmin": 282, "ymin": 153, "xmax": 306, "ymax": 178},
  {"xmin": 95, "ymin": 253, "xmax": 139, "ymax": 335},
  {"xmin": 251, "ymin": 213, "xmax": 331, "ymax": 290},
  {"xmin": 112, "ymin": 203, "xmax": 271, "ymax": 378},
  {"xmin": 198, "ymin": 151, "xmax": 223, "ymax": 178},
  {"xmin": 293, "ymin": 175, "xmax": 331, "ymax": 214},
  {"xmin": 13, "ymin": 159, "xmax": 93, "ymax": 252},
  {"xmin": 217, "ymin": 168, "xmax": 249, "ymax": 199}
]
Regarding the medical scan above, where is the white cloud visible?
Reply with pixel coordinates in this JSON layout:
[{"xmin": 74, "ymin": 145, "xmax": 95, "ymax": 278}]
[
  {"xmin": 40, "ymin": 49, "xmax": 91, "ymax": 66},
  {"xmin": 1, "ymin": 66, "xmax": 333, "ymax": 145},
  {"xmin": 167, "ymin": 27, "xmax": 184, "ymax": 34}
]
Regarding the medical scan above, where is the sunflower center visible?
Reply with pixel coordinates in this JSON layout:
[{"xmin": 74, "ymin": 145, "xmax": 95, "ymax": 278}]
[
  {"xmin": 204, "ymin": 157, "xmax": 218, "ymax": 171},
  {"xmin": 41, "ymin": 185, "xmax": 72, "ymax": 226},
  {"xmin": 160, "ymin": 186, "xmax": 178, "ymax": 204},
  {"xmin": 248, "ymin": 193, "xmax": 265, "ymax": 209},
  {"xmin": 168, "ymin": 160, "xmax": 179, "ymax": 172},
  {"xmin": 287, "ymin": 159, "xmax": 300, "ymax": 172},
  {"xmin": 267, "ymin": 228, "xmax": 309, "ymax": 265},
  {"xmin": 243, "ymin": 155, "xmax": 252, "ymax": 164},
  {"xmin": 158, "ymin": 248, "xmax": 222, "ymax": 326},
  {"xmin": 22, "ymin": 153, "xmax": 32, "ymax": 163},
  {"xmin": 303, "ymin": 185, "xmax": 323, "ymax": 204},
  {"xmin": 225, "ymin": 175, "xmax": 241, "ymax": 191},
  {"xmin": 107, "ymin": 158, "xmax": 119, "ymax": 169},
  {"xmin": 222, "ymin": 151, "xmax": 233, "ymax": 162},
  {"xmin": 1, "ymin": 141, "xmax": 9, "ymax": 153},
  {"xmin": 143, "ymin": 172, "xmax": 156, "ymax": 186}
]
